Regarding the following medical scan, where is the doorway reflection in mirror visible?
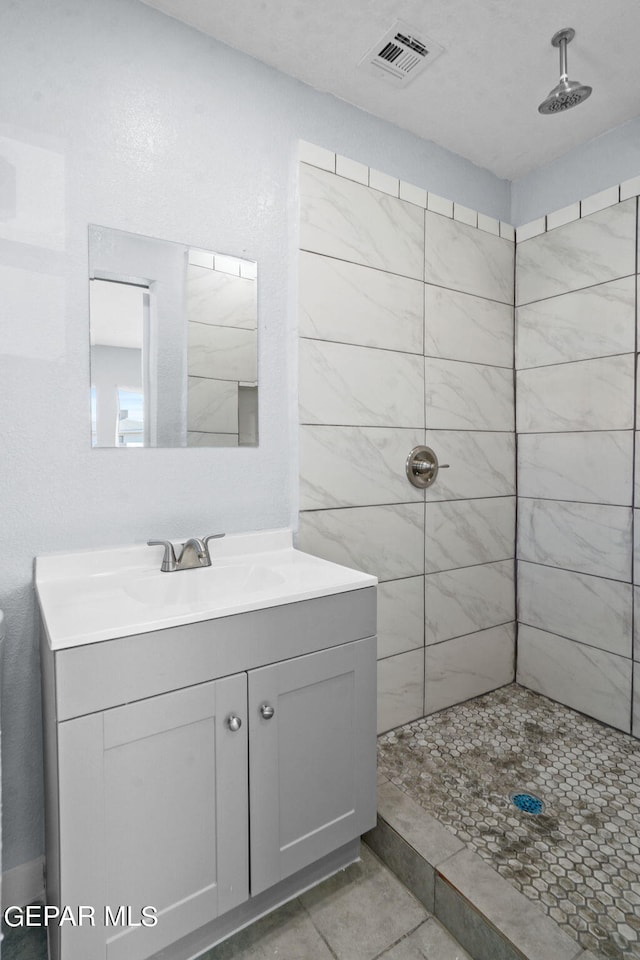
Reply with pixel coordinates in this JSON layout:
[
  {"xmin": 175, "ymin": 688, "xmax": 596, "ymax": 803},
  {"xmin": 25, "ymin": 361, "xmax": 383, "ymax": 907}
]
[{"xmin": 88, "ymin": 225, "xmax": 258, "ymax": 448}]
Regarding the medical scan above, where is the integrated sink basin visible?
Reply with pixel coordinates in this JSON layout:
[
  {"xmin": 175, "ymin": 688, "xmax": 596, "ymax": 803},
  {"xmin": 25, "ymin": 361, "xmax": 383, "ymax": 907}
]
[
  {"xmin": 35, "ymin": 528, "xmax": 377, "ymax": 650},
  {"xmin": 125, "ymin": 562, "xmax": 286, "ymax": 607}
]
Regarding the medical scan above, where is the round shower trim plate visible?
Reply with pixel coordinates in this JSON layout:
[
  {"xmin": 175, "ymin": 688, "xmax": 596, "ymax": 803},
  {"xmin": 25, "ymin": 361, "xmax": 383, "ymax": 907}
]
[
  {"xmin": 551, "ymin": 27, "xmax": 575, "ymax": 47},
  {"xmin": 509, "ymin": 791, "xmax": 546, "ymax": 815}
]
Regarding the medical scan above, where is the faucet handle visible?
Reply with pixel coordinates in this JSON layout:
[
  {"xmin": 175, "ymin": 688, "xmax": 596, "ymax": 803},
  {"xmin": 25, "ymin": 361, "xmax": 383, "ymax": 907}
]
[
  {"xmin": 203, "ymin": 533, "xmax": 225, "ymax": 549},
  {"xmin": 147, "ymin": 539, "xmax": 178, "ymax": 572}
]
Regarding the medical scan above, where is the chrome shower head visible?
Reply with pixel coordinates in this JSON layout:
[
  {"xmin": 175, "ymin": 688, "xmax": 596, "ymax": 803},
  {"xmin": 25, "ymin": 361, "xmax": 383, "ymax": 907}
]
[{"xmin": 538, "ymin": 28, "xmax": 592, "ymax": 114}]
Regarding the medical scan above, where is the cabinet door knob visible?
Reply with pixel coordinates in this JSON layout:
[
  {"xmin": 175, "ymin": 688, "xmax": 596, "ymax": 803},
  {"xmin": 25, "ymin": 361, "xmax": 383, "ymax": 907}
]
[
  {"xmin": 226, "ymin": 714, "xmax": 242, "ymax": 732},
  {"xmin": 260, "ymin": 703, "xmax": 275, "ymax": 720}
]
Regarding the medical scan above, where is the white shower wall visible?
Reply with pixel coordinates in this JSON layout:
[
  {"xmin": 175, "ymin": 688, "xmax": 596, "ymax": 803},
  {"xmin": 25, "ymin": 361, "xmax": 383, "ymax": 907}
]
[
  {"xmin": 515, "ymin": 194, "xmax": 639, "ymax": 735},
  {"xmin": 297, "ymin": 147, "xmax": 516, "ymax": 732}
]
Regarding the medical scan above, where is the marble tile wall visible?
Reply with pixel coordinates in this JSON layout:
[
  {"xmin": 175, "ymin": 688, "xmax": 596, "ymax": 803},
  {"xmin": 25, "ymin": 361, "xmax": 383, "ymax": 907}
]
[
  {"xmin": 297, "ymin": 147, "xmax": 516, "ymax": 734},
  {"xmin": 515, "ymin": 197, "xmax": 639, "ymax": 735},
  {"xmin": 422, "ymin": 212, "xmax": 515, "ymax": 720},
  {"xmin": 185, "ymin": 259, "xmax": 257, "ymax": 445}
]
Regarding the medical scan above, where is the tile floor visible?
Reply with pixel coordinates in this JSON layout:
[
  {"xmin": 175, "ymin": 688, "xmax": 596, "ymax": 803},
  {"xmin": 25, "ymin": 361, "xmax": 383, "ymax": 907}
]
[
  {"xmin": 1, "ymin": 848, "xmax": 470, "ymax": 960},
  {"xmin": 377, "ymin": 683, "xmax": 640, "ymax": 960}
]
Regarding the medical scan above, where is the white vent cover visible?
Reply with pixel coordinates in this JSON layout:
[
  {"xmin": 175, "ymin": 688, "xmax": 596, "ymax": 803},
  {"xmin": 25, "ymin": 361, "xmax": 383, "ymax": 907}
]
[{"xmin": 359, "ymin": 21, "xmax": 444, "ymax": 86}]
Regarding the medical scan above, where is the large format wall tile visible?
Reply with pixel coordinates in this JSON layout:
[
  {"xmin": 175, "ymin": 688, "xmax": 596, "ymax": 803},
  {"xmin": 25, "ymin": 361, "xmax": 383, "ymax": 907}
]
[
  {"xmin": 425, "ymin": 358, "xmax": 514, "ymax": 431},
  {"xmin": 517, "ymin": 625, "xmax": 632, "ymax": 733},
  {"xmin": 378, "ymin": 577, "xmax": 425, "ymax": 660},
  {"xmin": 299, "ymin": 339, "xmax": 424, "ymax": 428},
  {"xmin": 377, "ymin": 648, "xmax": 425, "ymax": 733},
  {"xmin": 424, "ymin": 624, "xmax": 515, "ymax": 714},
  {"xmin": 518, "ymin": 431, "xmax": 633, "ymax": 506},
  {"xmin": 425, "ymin": 212, "xmax": 514, "ymax": 304},
  {"xmin": 634, "ymin": 448, "xmax": 640, "ymax": 524},
  {"xmin": 300, "ymin": 164, "xmax": 424, "ymax": 279},
  {"xmin": 519, "ymin": 561, "xmax": 632, "ymax": 658},
  {"xmin": 423, "ymin": 430, "xmax": 515, "ymax": 501},
  {"xmin": 634, "ymin": 587, "xmax": 640, "ymax": 660},
  {"xmin": 187, "ymin": 376, "xmax": 238, "ymax": 434},
  {"xmin": 297, "ymin": 153, "xmax": 518, "ymax": 728},
  {"xmin": 299, "ymin": 251, "xmax": 423, "ymax": 353},
  {"xmin": 425, "ymin": 285, "xmax": 513, "ymax": 368},
  {"xmin": 425, "ymin": 497, "xmax": 515, "ymax": 573},
  {"xmin": 518, "ymin": 499, "xmax": 632, "ymax": 582},
  {"xmin": 516, "ymin": 199, "xmax": 637, "ymax": 305},
  {"xmin": 188, "ymin": 432, "xmax": 238, "ymax": 447},
  {"xmin": 187, "ymin": 323, "xmax": 257, "ymax": 381},
  {"xmin": 186, "ymin": 266, "xmax": 256, "ymax": 329},
  {"xmin": 297, "ymin": 504, "xmax": 424, "ymax": 582},
  {"xmin": 633, "ymin": 664, "xmax": 640, "ymax": 739},
  {"xmin": 425, "ymin": 560, "xmax": 515, "ymax": 644},
  {"xmin": 299, "ymin": 425, "xmax": 424, "ymax": 510},
  {"xmin": 515, "ymin": 276, "xmax": 635, "ymax": 369},
  {"xmin": 516, "ymin": 354, "xmax": 634, "ymax": 433}
]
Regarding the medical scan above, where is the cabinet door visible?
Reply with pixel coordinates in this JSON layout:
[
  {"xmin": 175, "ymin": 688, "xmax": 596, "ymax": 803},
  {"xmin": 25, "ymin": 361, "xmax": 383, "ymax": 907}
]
[
  {"xmin": 57, "ymin": 674, "xmax": 248, "ymax": 960},
  {"xmin": 249, "ymin": 636, "xmax": 376, "ymax": 896}
]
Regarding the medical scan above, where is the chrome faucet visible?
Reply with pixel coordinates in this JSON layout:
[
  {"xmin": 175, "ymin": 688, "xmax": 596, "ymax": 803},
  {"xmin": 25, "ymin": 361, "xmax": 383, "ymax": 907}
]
[{"xmin": 147, "ymin": 533, "xmax": 225, "ymax": 572}]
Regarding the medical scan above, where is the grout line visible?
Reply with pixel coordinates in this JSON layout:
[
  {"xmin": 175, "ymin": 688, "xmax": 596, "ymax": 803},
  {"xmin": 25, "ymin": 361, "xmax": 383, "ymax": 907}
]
[
  {"xmin": 516, "ymin": 350, "xmax": 634, "ymax": 373},
  {"xmin": 513, "ymin": 221, "xmax": 519, "ymax": 684},
  {"xmin": 300, "ymin": 423, "xmax": 515, "ymax": 434},
  {"xmin": 422, "ymin": 493, "xmax": 427, "ymax": 717},
  {"xmin": 631, "ymin": 195, "xmax": 639, "ymax": 734},
  {"xmin": 518, "ymin": 618, "xmax": 632, "ymax": 661},
  {"xmin": 299, "ymin": 247, "xmax": 426, "ymax": 284},
  {"xmin": 300, "ymin": 501, "xmax": 512, "ymax": 514},
  {"xmin": 300, "ymin": 247, "xmax": 514, "ymax": 306},
  {"xmin": 369, "ymin": 919, "xmax": 434, "ymax": 960},
  {"xmin": 300, "ymin": 335, "xmax": 428, "ymax": 360},
  {"xmin": 516, "ymin": 493, "xmax": 633, "ymax": 508},
  {"xmin": 517, "ymin": 426, "xmax": 633, "ymax": 436},
  {"xmin": 516, "ymin": 428, "xmax": 632, "ymax": 436},
  {"xmin": 302, "ymin": 333, "xmax": 515, "ymax": 369},
  {"xmin": 376, "ymin": 621, "xmax": 517, "ymax": 662},
  {"xmin": 515, "ymin": 557, "xmax": 632, "ymax": 586},
  {"xmin": 516, "ymin": 273, "xmax": 636, "ymax": 308},
  {"xmin": 297, "ymin": 897, "xmax": 341, "ymax": 960},
  {"xmin": 515, "ymin": 272, "xmax": 636, "ymax": 308}
]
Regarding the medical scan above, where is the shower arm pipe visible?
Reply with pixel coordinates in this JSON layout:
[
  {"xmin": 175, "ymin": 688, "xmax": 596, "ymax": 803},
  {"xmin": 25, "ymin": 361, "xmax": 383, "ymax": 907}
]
[{"xmin": 558, "ymin": 35, "xmax": 568, "ymax": 81}]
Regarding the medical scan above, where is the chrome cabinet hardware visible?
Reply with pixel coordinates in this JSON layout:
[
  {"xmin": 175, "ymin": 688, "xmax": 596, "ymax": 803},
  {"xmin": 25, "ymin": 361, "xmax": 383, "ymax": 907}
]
[
  {"xmin": 260, "ymin": 703, "xmax": 275, "ymax": 720},
  {"xmin": 226, "ymin": 714, "xmax": 242, "ymax": 732},
  {"xmin": 405, "ymin": 446, "xmax": 450, "ymax": 489}
]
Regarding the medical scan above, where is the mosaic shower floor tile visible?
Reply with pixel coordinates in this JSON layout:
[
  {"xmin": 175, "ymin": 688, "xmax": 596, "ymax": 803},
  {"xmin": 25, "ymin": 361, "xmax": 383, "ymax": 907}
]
[{"xmin": 377, "ymin": 683, "xmax": 640, "ymax": 960}]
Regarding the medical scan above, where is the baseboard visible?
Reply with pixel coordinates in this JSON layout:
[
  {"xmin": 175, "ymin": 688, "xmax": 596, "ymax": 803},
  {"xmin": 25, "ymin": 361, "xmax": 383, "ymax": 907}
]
[{"xmin": 1, "ymin": 857, "xmax": 45, "ymax": 911}]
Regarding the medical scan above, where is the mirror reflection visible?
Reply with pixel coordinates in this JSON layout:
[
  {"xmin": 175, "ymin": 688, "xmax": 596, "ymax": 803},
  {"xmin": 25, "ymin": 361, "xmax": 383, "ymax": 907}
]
[{"xmin": 88, "ymin": 225, "xmax": 258, "ymax": 448}]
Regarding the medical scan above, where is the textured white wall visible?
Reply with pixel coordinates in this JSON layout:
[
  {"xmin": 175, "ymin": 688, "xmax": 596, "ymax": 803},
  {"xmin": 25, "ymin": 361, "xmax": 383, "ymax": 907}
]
[{"xmin": 0, "ymin": 0, "xmax": 509, "ymax": 875}]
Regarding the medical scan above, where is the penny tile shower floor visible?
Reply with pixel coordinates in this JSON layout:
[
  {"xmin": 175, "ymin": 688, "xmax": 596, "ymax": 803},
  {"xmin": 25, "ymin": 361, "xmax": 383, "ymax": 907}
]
[{"xmin": 377, "ymin": 683, "xmax": 640, "ymax": 960}]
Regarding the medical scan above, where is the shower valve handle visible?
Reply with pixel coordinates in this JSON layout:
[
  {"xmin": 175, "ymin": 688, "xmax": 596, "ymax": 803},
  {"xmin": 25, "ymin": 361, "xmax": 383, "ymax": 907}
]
[
  {"xmin": 413, "ymin": 460, "xmax": 450, "ymax": 474},
  {"xmin": 406, "ymin": 446, "xmax": 449, "ymax": 489}
]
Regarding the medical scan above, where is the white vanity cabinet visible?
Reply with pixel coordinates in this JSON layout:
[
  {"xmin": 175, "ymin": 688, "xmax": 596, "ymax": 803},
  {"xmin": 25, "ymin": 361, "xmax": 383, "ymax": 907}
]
[
  {"xmin": 40, "ymin": 586, "xmax": 377, "ymax": 960},
  {"xmin": 249, "ymin": 637, "xmax": 375, "ymax": 896},
  {"xmin": 54, "ymin": 675, "xmax": 249, "ymax": 960}
]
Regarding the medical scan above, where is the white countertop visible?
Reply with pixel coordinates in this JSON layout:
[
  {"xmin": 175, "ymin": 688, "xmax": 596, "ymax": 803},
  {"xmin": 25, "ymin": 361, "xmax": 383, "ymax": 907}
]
[{"xmin": 35, "ymin": 529, "xmax": 377, "ymax": 650}]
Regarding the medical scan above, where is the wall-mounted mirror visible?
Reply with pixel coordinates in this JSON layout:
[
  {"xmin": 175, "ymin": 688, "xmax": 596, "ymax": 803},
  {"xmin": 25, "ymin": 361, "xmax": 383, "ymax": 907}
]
[{"xmin": 88, "ymin": 225, "xmax": 258, "ymax": 448}]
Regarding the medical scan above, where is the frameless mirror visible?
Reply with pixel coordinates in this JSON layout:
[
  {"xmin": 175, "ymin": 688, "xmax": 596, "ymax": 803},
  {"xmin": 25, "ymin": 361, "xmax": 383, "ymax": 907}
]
[{"xmin": 88, "ymin": 225, "xmax": 258, "ymax": 448}]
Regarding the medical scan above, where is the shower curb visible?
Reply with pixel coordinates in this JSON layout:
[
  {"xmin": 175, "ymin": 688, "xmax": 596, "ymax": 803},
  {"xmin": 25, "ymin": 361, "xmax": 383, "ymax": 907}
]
[{"xmin": 363, "ymin": 778, "xmax": 598, "ymax": 960}]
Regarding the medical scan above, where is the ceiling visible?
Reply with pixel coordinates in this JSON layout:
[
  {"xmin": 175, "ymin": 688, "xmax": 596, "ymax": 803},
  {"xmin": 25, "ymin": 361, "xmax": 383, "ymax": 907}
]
[{"xmin": 140, "ymin": 0, "xmax": 640, "ymax": 181}]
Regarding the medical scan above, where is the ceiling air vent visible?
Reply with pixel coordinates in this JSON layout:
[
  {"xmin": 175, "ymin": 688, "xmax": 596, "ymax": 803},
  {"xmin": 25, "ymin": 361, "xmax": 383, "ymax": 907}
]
[{"xmin": 359, "ymin": 21, "xmax": 444, "ymax": 86}]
